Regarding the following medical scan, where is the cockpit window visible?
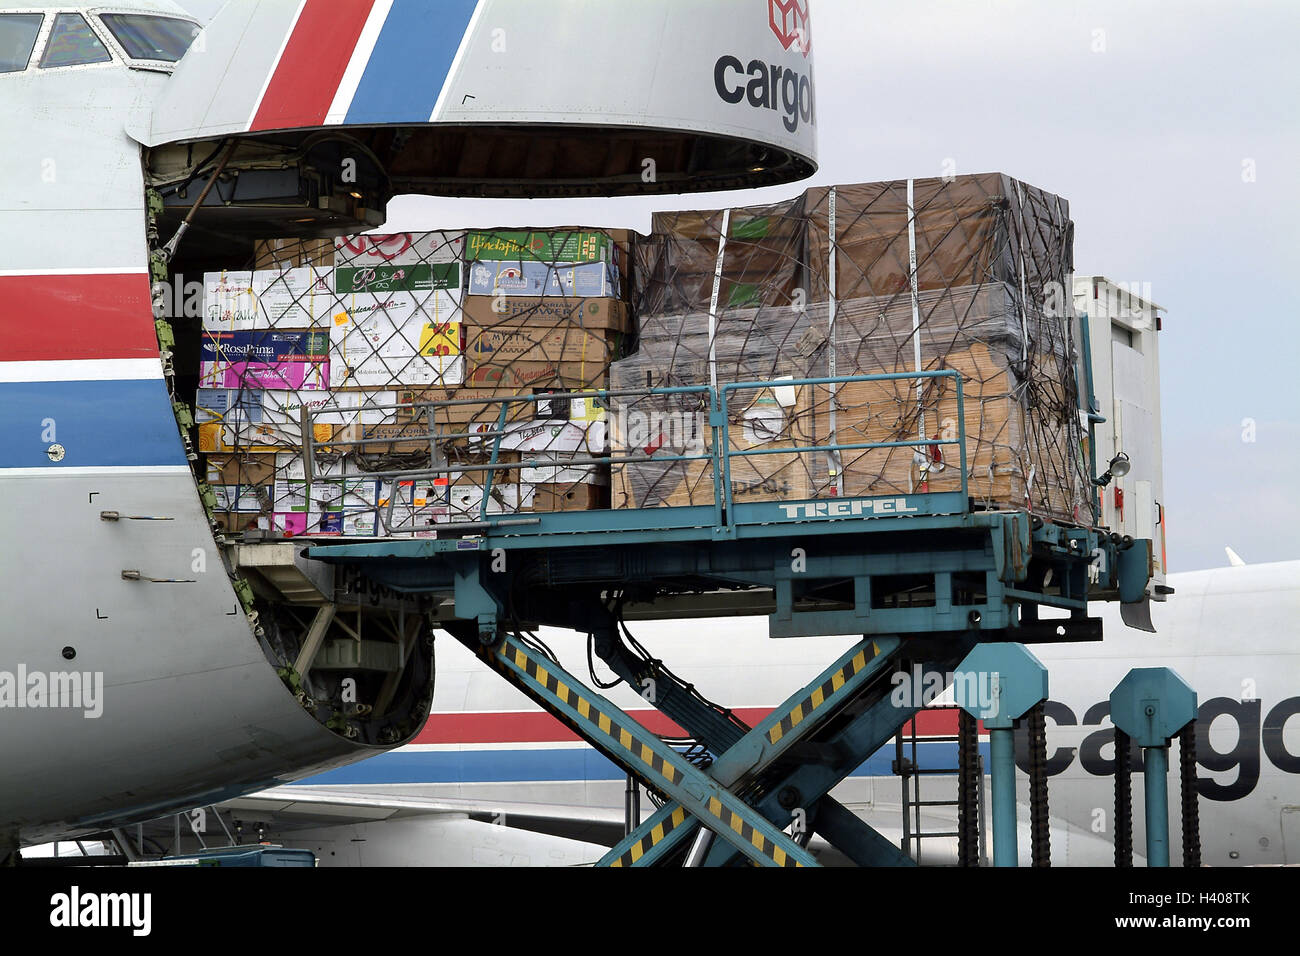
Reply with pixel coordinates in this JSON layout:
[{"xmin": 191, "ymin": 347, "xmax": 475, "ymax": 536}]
[
  {"xmin": 39, "ymin": 13, "xmax": 112, "ymax": 68},
  {"xmin": 0, "ymin": 13, "xmax": 42, "ymax": 73},
  {"xmin": 100, "ymin": 14, "xmax": 200, "ymax": 62}
]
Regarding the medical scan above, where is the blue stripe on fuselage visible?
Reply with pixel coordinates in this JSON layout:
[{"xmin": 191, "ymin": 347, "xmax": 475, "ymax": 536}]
[
  {"xmin": 0, "ymin": 378, "xmax": 186, "ymax": 469},
  {"xmin": 343, "ymin": 0, "xmax": 478, "ymax": 125},
  {"xmin": 293, "ymin": 741, "xmax": 989, "ymax": 786}
]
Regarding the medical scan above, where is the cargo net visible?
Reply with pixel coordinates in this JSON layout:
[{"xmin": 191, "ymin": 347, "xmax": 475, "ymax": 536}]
[
  {"xmin": 195, "ymin": 230, "xmax": 628, "ymax": 538},
  {"xmin": 621, "ymin": 173, "xmax": 1095, "ymax": 524}
]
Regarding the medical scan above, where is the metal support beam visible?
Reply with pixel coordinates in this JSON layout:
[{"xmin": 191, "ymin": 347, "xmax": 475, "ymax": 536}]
[
  {"xmin": 809, "ymin": 797, "xmax": 914, "ymax": 867},
  {"xmin": 600, "ymin": 637, "xmax": 901, "ymax": 866},
  {"xmin": 1144, "ymin": 744, "xmax": 1170, "ymax": 867},
  {"xmin": 292, "ymin": 603, "xmax": 336, "ymax": 677},
  {"xmin": 957, "ymin": 708, "xmax": 980, "ymax": 866},
  {"xmin": 623, "ymin": 775, "xmax": 640, "ymax": 837},
  {"xmin": 1110, "ymin": 667, "xmax": 1198, "ymax": 869},
  {"xmin": 689, "ymin": 641, "xmax": 980, "ymax": 868},
  {"xmin": 955, "ymin": 643, "xmax": 1049, "ymax": 868},
  {"xmin": 465, "ymin": 629, "xmax": 819, "ymax": 867},
  {"xmin": 989, "ymin": 727, "xmax": 1017, "ymax": 866}
]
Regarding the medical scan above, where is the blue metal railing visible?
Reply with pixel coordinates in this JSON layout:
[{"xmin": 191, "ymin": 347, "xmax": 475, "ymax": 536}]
[
  {"xmin": 717, "ymin": 370, "xmax": 968, "ymax": 518},
  {"xmin": 300, "ymin": 370, "xmax": 969, "ymax": 535}
]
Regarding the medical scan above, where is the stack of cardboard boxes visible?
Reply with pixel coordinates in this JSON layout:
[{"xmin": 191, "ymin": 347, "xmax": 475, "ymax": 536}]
[
  {"xmin": 199, "ymin": 229, "xmax": 631, "ymax": 536},
  {"xmin": 612, "ymin": 173, "xmax": 1094, "ymax": 524},
  {"xmin": 800, "ymin": 176, "xmax": 1090, "ymax": 521},
  {"xmin": 197, "ymin": 173, "xmax": 1094, "ymax": 537}
]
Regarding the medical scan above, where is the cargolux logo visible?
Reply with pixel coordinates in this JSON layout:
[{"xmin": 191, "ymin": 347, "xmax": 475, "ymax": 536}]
[
  {"xmin": 769, "ymin": 0, "xmax": 811, "ymax": 57},
  {"xmin": 715, "ymin": 1, "xmax": 816, "ymax": 133}
]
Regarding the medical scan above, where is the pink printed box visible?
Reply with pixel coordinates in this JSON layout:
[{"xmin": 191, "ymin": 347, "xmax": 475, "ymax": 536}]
[{"xmin": 200, "ymin": 330, "xmax": 330, "ymax": 391}]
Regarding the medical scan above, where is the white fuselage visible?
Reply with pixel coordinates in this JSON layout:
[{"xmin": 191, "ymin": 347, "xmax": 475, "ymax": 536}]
[{"xmin": 0, "ymin": 2, "xmax": 408, "ymax": 848}]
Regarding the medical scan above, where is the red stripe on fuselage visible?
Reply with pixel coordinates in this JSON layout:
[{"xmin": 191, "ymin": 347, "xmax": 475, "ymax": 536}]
[
  {"xmin": 417, "ymin": 707, "xmax": 775, "ymax": 745},
  {"xmin": 250, "ymin": 0, "xmax": 377, "ymax": 132},
  {"xmin": 416, "ymin": 706, "xmax": 986, "ymax": 745},
  {"xmin": 0, "ymin": 274, "xmax": 157, "ymax": 362},
  {"xmin": 905, "ymin": 708, "xmax": 988, "ymax": 736}
]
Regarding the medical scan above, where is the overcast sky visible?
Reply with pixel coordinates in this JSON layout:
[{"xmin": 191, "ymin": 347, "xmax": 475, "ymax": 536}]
[{"xmin": 183, "ymin": 1, "xmax": 1298, "ymax": 572}]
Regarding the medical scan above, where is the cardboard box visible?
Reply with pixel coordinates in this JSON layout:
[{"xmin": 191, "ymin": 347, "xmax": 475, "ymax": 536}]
[
  {"xmin": 205, "ymin": 454, "xmax": 276, "ymax": 487},
  {"xmin": 198, "ymin": 421, "xmax": 334, "ymax": 454},
  {"xmin": 466, "ymin": 324, "xmax": 615, "ymax": 368},
  {"xmin": 272, "ymin": 473, "xmax": 382, "ymax": 536},
  {"xmin": 273, "ymin": 511, "xmax": 379, "ymax": 537},
  {"xmin": 253, "ymin": 237, "xmax": 335, "ymax": 270},
  {"xmin": 382, "ymin": 482, "xmax": 443, "ymax": 533},
  {"xmin": 329, "ymin": 289, "xmax": 462, "ymax": 327},
  {"xmin": 634, "ymin": 199, "xmax": 807, "ymax": 314},
  {"xmin": 211, "ymin": 483, "xmax": 273, "ymax": 513},
  {"xmin": 203, "ymin": 272, "xmax": 255, "ymax": 330},
  {"xmin": 466, "ymin": 230, "xmax": 614, "ymax": 264},
  {"xmin": 254, "ymin": 268, "xmax": 336, "ymax": 328},
  {"xmin": 200, "ymin": 330, "xmax": 330, "ymax": 391},
  {"xmin": 381, "ymin": 476, "xmax": 490, "ymax": 536},
  {"xmin": 214, "ymin": 512, "xmax": 268, "ymax": 534},
  {"xmin": 531, "ymin": 483, "xmax": 608, "ymax": 512},
  {"xmin": 334, "ymin": 232, "xmax": 465, "ymax": 267},
  {"xmin": 195, "ymin": 389, "xmax": 264, "ymax": 425},
  {"xmin": 518, "ymin": 457, "xmax": 608, "ymax": 486},
  {"xmin": 610, "ymin": 375, "xmax": 817, "ymax": 509},
  {"xmin": 334, "ymin": 421, "xmax": 434, "ymax": 454},
  {"xmin": 196, "ymin": 391, "xmax": 398, "ymax": 454},
  {"xmin": 611, "ymin": 451, "xmax": 814, "ymax": 510},
  {"xmin": 492, "ymin": 418, "xmax": 606, "ymax": 456},
  {"xmin": 334, "ymin": 262, "xmax": 462, "ymax": 295},
  {"xmin": 330, "ymin": 344, "xmax": 465, "ymax": 389},
  {"xmin": 408, "ymin": 385, "xmax": 604, "ymax": 428},
  {"xmin": 612, "ymin": 457, "xmax": 712, "ymax": 510},
  {"xmin": 273, "ymin": 476, "xmax": 379, "ymax": 514},
  {"xmin": 330, "ymin": 305, "xmax": 464, "ymax": 389},
  {"xmin": 409, "ymin": 387, "xmax": 534, "ymax": 427},
  {"xmin": 809, "ymin": 343, "xmax": 1071, "ymax": 512},
  {"xmin": 462, "ymin": 361, "xmax": 608, "ymax": 390},
  {"xmin": 462, "ymin": 294, "xmax": 631, "ymax": 333},
  {"xmin": 467, "ymin": 260, "xmax": 619, "ymax": 298},
  {"xmin": 203, "ymin": 268, "xmax": 335, "ymax": 332},
  {"xmin": 274, "ymin": 453, "xmax": 363, "ymax": 482},
  {"xmin": 196, "ymin": 389, "xmax": 398, "ymax": 427}
]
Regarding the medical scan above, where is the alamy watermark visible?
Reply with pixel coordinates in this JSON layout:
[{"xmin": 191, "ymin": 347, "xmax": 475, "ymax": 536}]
[
  {"xmin": 610, "ymin": 404, "xmax": 707, "ymax": 454},
  {"xmin": 1042, "ymin": 277, "xmax": 1158, "ymax": 329},
  {"xmin": 0, "ymin": 666, "xmax": 103, "ymax": 718},
  {"xmin": 889, "ymin": 664, "xmax": 998, "ymax": 716}
]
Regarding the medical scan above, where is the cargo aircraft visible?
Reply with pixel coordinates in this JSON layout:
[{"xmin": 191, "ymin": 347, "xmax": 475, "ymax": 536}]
[
  {"xmin": 8, "ymin": 1, "xmax": 1287, "ymax": 870},
  {"xmin": 51, "ymin": 557, "xmax": 1292, "ymax": 867},
  {"xmin": 185, "ymin": 557, "xmax": 1291, "ymax": 866},
  {"xmin": 0, "ymin": 0, "xmax": 821, "ymax": 856}
]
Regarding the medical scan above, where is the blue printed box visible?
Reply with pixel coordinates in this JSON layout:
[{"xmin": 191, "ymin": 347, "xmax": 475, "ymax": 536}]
[{"xmin": 467, "ymin": 260, "xmax": 619, "ymax": 298}]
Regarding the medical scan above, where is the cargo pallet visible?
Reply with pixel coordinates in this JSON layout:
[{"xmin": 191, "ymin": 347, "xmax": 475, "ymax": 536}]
[{"xmin": 304, "ymin": 370, "xmax": 1153, "ymax": 866}]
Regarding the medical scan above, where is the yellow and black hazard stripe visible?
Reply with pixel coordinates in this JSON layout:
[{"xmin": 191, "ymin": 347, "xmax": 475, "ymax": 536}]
[
  {"xmin": 767, "ymin": 641, "xmax": 879, "ymax": 745},
  {"xmin": 705, "ymin": 796, "xmax": 804, "ymax": 867},
  {"xmin": 497, "ymin": 642, "xmax": 683, "ymax": 786},
  {"xmin": 490, "ymin": 638, "xmax": 808, "ymax": 868},
  {"xmin": 609, "ymin": 805, "xmax": 690, "ymax": 867}
]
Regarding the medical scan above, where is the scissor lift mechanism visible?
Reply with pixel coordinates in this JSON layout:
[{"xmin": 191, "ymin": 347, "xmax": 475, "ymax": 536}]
[{"xmin": 304, "ymin": 371, "xmax": 1153, "ymax": 866}]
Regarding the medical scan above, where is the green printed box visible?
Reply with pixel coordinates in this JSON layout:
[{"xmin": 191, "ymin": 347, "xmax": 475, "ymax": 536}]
[
  {"xmin": 467, "ymin": 230, "xmax": 613, "ymax": 264},
  {"xmin": 335, "ymin": 262, "xmax": 462, "ymax": 294}
]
